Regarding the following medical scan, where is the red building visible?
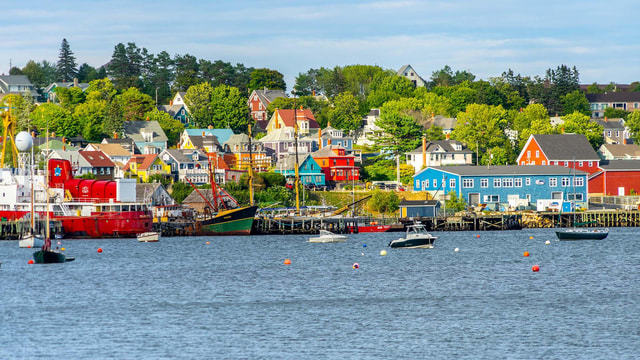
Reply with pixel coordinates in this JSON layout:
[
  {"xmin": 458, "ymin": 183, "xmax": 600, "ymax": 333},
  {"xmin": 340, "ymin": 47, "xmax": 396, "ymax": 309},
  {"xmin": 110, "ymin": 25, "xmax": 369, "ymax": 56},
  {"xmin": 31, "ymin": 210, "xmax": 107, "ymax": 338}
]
[
  {"xmin": 517, "ymin": 134, "xmax": 600, "ymax": 175},
  {"xmin": 247, "ymin": 88, "xmax": 287, "ymax": 130},
  {"xmin": 311, "ymin": 145, "xmax": 359, "ymax": 185},
  {"xmin": 589, "ymin": 160, "xmax": 640, "ymax": 196}
]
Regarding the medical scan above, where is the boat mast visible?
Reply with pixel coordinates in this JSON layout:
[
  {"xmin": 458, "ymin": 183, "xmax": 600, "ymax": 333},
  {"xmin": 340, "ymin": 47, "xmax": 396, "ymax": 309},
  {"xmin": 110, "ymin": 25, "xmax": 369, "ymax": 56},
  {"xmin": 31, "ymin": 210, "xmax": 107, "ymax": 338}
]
[
  {"xmin": 44, "ymin": 128, "xmax": 51, "ymax": 250},
  {"xmin": 248, "ymin": 122, "xmax": 254, "ymax": 206},
  {"xmin": 30, "ymin": 131, "xmax": 35, "ymax": 234},
  {"xmin": 293, "ymin": 93, "xmax": 300, "ymax": 215}
]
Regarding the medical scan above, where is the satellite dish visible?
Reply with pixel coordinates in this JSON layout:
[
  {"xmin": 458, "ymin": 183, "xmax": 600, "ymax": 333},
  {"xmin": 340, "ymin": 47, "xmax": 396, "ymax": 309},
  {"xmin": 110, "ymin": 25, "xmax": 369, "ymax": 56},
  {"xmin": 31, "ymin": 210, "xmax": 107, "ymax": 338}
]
[{"xmin": 15, "ymin": 131, "xmax": 33, "ymax": 152}]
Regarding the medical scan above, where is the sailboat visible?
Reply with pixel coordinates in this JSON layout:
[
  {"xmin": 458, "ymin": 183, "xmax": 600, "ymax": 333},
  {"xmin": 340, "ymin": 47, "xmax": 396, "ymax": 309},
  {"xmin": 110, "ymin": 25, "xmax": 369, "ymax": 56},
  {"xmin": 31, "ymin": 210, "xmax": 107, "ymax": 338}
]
[
  {"xmin": 555, "ymin": 161, "xmax": 609, "ymax": 240},
  {"xmin": 33, "ymin": 130, "xmax": 74, "ymax": 263},
  {"xmin": 19, "ymin": 132, "xmax": 44, "ymax": 248}
]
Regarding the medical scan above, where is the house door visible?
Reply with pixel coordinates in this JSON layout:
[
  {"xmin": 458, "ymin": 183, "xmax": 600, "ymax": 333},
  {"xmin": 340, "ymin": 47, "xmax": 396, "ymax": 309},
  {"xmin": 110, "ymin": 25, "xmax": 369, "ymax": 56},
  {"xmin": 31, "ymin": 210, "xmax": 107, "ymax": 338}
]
[
  {"xmin": 618, "ymin": 187, "xmax": 625, "ymax": 196},
  {"xmin": 551, "ymin": 192, "xmax": 563, "ymax": 199},
  {"xmin": 468, "ymin": 193, "xmax": 480, "ymax": 206}
]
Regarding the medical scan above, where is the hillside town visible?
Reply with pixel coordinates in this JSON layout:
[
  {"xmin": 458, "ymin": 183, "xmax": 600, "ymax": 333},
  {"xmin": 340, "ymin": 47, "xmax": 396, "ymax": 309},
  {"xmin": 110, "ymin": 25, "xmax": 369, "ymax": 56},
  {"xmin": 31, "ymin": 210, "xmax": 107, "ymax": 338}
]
[{"xmin": 3, "ymin": 40, "xmax": 640, "ymax": 226}]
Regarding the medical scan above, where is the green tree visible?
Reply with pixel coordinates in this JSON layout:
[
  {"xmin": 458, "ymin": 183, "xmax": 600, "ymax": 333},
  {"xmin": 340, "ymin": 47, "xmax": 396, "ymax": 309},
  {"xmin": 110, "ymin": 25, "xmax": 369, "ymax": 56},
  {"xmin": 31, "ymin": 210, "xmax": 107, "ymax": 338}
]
[
  {"xmin": 328, "ymin": 92, "xmax": 361, "ymax": 131},
  {"xmin": 445, "ymin": 191, "xmax": 467, "ymax": 213},
  {"xmin": 108, "ymin": 43, "xmax": 135, "ymax": 90},
  {"xmin": 85, "ymin": 78, "xmax": 117, "ymax": 102},
  {"xmin": 208, "ymin": 85, "xmax": 250, "ymax": 132},
  {"xmin": 173, "ymin": 53, "xmax": 200, "ymax": 92},
  {"xmin": 367, "ymin": 71, "xmax": 415, "ymax": 108},
  {"xmin": 294, "ymin": 69, "xmax": 320, "ymax": 96},
  {"xmin": 145, "ymin": 108, "xmax": 184, "ymax": 147},
  {"xmin": 316, "ymin": 66, "xmax": 345, "ymax": 98},
  {"xmin": 515, "ymin": 104, "xmax": 555, "ymax": 148},
  {"xmin": 560, "ymin": 111, "xmax": 604, "ymax": 149},
  {"xmin": 562, "ymin": 90, "xmax": 591, "ymax": 116},
  {"xmin": 54, "ymin": 86, "xmax": 85, "ymax": 109},
  {"xmin": 9, "ymin": 66, "xmax": 22, "ymax": 75},
  {"xmin": 56, "ymin": 38, "xmax": 78, "ymax": 82},
  {"xmin": 586, "ymin": 82, "xmax": 604, "ymax": 94},
  {"xmin": 546, "ymin": 64, "xmax": 580, "ymax": 115},
  {"xmin": 603, "ymin": 107, "xmax": 628, "ymax": 120},
  {"xmin": 248, "ymin": 68, "xmax": 286, "ymax": 92},
  {"xmin": 119, "ymin": 87, "xmax": 154, "ymax": 121},
  {"xmin": 626, "ymin": 111, "xmax": 640, "ymax": 144},
  {"xmin": 170, "ymin": 182, "xmax": 194, "ymax": 204},
  {"xmin": 185, "ymin": 82, "xmax": 215, "ymax": 125},
  {"xmin": 74, "ymin": 99, "xmax": 108, "ymax": 142},
  {"xmin": 431, "ymin": 65, "xmax": 454, "ymax": 87},
  {"xmin": 103, "ymin": 97, "xmax": 124, "ymax": 137},
  {"xmin": 373, "ymin": 98, "xmax": 425, "ymax": 156},
  {"xmin": 368, "ymin": 190, "xmax": 399, "ymax": 214},
  {"xmin": 21, "ymin": 60, "xmax": 46, "ymax": 89},
  {"xmin": 30, "ymin": 103, "xmax": 80, "ymax": 137},
  {"xmin": 77, "ymin": 63, "xmax": 99, "ymax": 83},
  {"xmin": 452, "ymin": 104, "xmax": 509, "ymax": 164}
]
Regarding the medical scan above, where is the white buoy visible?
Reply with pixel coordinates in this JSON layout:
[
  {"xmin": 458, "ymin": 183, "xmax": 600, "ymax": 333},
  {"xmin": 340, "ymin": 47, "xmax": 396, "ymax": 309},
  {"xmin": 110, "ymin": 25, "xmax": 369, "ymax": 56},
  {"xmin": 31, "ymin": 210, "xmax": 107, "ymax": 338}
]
[
  {"xmin": 361, "ymin": 252, "xmax": 365, "ymax": 256},
  {"xmin": 454, "ymin": 247, "xmax": 459, "ymax": 252},
  {"xmin": 545, "ymin": 240, "xmax": 551, "ymax": 245},
  {"xmin": 380, "ymin": 250, "xmax": 387, "ymax": 256}
]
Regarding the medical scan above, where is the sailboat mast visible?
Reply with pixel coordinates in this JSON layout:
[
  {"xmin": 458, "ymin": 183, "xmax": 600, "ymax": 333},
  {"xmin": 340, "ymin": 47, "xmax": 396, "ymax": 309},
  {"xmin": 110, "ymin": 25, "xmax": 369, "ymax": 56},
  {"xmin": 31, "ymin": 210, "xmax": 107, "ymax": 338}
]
[
  {"xmin": 293, "ymin": 96, "xmax": 300, "ymax": 215},
  {"xmin": 248, "ymin": 123, "xmax": 254, "ymax": 206},
  {"xmin": 44, "ymin": 129, "xmax": 51, "ymax": 250}
]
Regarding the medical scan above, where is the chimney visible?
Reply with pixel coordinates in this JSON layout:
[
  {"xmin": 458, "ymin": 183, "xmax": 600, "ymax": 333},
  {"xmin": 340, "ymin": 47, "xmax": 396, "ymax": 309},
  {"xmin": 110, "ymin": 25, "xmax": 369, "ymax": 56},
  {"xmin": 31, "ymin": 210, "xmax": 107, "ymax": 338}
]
[
  {"xmin": 312, "ymin": 90, "xmax": 316, "ymax": 96},
  {"xmin": 328, "ymin": 139, "xmax": 332, "ymax": 146},
  {"xmin": 446, "ymin": 133, "xmax": 450, "ymax": 140},
  {"xmin": 431, "ymin": 112, "xmax": 435, "ymax": 120},
  {"xmin": 422, "ymin": 136, "xmax": 426, "ymax": 166},
  {"xmin": 73, "ymin": 78, "xmax": 78, "ymax": 87},
  {"xmin": 208, "ymin": 125, "xmax": 213, "ymax": 129},
  {"xmin": 624, "ymin": 138, "xmax": 627, "ymax": 145},
  {"xmin": 63, "ymin": 145, "xmax": 66, "ymax": 151},
  {"xmin": 114, "ymin": 133, "xmax": 118, "ymax": 139},
  {"xmin": 605, "ymin": 117, "xmax": 608, "ymax": 122},
  {"xmin": 318, "ymin": 130, "xmax": 322, "ymax": 149},
  {"xmin": 170, "ymin": 100, "xmax": 173, "ymax": 106}
]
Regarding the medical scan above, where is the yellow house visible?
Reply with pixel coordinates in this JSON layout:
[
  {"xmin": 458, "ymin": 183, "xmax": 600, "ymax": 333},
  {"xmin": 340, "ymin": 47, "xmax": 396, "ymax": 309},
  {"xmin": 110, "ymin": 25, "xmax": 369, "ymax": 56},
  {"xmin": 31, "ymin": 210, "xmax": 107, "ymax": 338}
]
[
  {"xmin": 265, "ymin": 108, "xmax": 320, "ymax": 136},
  {"xmin": 125, "ymin": 154, "xmax": 171, "ymax": 182}
]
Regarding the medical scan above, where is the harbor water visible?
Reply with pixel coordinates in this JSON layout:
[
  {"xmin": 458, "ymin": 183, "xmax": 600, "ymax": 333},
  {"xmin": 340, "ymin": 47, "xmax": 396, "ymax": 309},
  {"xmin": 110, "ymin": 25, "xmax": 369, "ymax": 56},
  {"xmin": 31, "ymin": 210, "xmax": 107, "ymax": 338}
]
[{"xmin": 1, "ymin": 228, "xmax": 638, "ymax": 359}]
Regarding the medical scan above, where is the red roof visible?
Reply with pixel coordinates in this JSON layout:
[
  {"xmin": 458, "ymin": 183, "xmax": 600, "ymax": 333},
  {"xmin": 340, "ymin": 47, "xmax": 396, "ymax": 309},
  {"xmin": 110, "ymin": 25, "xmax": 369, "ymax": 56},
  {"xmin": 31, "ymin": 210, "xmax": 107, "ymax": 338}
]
[
  {"xmin": 79, "ymin": 151, "xmax": 115, "ymax": 167},
  {"xmin": 125, "ymin": 154, "xmax": 158, "ymax": 171},
  {"xmin": 277, "ymin": 108, "xmax": 320, "ymax": 129}
]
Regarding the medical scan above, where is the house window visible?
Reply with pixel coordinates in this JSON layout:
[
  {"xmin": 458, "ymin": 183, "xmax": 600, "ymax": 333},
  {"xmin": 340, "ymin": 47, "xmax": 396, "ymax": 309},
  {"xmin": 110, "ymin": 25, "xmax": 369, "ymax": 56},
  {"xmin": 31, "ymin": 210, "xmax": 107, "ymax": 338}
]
[
  {"xmin": 588, "ymin": 161, "xmax": 593, "ymax": 167},
  {"xmin": 503, "ymin": 178, "xmax": 513, "ymax": 187},
  {"xmin": 527, "ymin": 151, "xmax": 531, "ymax": 158},
  {"xmin": 562, "ymin": 177, "xmax": 570, "ymax": 187},
  {"xmin": 526, "ymin": 178, "xmax": 531, "ymax": 186},
  {"xmin": 568, "ymin": 193, "xmax": 584, "ymax": 201},
  {"xmin": 424, "ymin": 179, "xmax": 430, "ymax": 188},
  {"xmin": 484, "ymin": 195, "xmax": 499, "ymax": 202},
  {"xmin": 549, "ymin": 178, "xmax": 557, "ymax": 187},
  {"xmin": 542, "ymin": 161, "xmax": 546, "ymax": 165},
  {"xmin": 493, "ymin": 179, "xmax": 501, "ymax": 188},
  {"xmin": 333, "ymin": 159, "xmax": 337, "ymax": 166},
  {"xmin": 578, "ymin": 161, "xmax": 583, "ymax": 167},
  {"xmin": 449, "ymin": 179, "xmax": 455, "ymax": 188},
  {"xmin": 564, "ymin": 161, "xmax": 569, "ymax": 167},
  {"xmin": 635, "ymin": 103, "xmax": 639, "ymax": 109},
  {"xmin": 462, "ymin": 179, "xmax": 474, "ymax": 188},
  {"xmin": 535, "ymin": 150, "xmax": 539, "ymax": 158},
  {"xmin": 100, "ymin": 168, "xmax": 104, "ymax": 175},
  {"xmin": 616, "ymin": 131, "xmax": 620, "ymax": 137},
  {"xmin": 514, "ymin": 178, "xmax": 522, "ymax": 187},
  {"xmin": 574, "ymin": 177, "xmax": 584, "ymax": 187},
  {"xmin": 607, "ymin": 131, "xmax": 612, "ymax": 137},
  {"xmin": 480, "ymin": 179, "xmax": 488, "ymax": 188},
  {"xmin": 433, "ymin": 179, "xmax": 437, "ymax": 188},
  {"xmin": 107, "ymin": 168, "xmax": 111, "ymax": 175}
]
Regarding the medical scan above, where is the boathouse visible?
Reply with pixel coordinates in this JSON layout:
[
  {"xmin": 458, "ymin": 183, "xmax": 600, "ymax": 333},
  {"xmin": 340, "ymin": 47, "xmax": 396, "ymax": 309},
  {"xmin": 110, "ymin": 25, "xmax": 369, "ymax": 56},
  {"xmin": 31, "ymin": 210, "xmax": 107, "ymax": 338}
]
[{"xmin": 399, "ymin": 199, "xmax": 440, "ymax": 217}]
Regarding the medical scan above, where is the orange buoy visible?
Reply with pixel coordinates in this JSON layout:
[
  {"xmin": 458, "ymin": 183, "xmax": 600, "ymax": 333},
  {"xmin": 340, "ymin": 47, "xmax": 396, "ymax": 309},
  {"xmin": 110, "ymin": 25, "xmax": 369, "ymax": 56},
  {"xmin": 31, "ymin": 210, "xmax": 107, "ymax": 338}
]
[
  {"xmin": 523, "ymin": 251, "xmax": 530, "ymax": 257},
  {"xmin": 97, "ymin": 248, "xmax": 103, "ymax": 253},
  {"xmin": 206, "ymin": 241, "xmax": 210, "ymax": 245},
  {"xmin": 532, "ymin": 265, "xmax": 540, "ymax": 272},
  {"xmin": 28, "ymin": 259, "xmax": 34, "ymax": 264},
  {"xmin": 284, "ymin": 258, "xmax": 291, "ymax": 265},
  {"xmin": 476, "ymin": 234, "xmax": 480, "ymax": 238},
  {"xmin": 27, "ymin": 245, "xmax": 31, "ymax": 248}
]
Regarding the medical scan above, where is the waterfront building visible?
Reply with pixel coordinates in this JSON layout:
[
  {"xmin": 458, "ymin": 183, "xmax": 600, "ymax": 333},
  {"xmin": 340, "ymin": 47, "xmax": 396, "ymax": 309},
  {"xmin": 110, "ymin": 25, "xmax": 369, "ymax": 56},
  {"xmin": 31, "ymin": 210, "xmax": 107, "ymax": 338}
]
[{"xmin": 517, "ymin": 134, "xmax": 600, "ymax": 175}]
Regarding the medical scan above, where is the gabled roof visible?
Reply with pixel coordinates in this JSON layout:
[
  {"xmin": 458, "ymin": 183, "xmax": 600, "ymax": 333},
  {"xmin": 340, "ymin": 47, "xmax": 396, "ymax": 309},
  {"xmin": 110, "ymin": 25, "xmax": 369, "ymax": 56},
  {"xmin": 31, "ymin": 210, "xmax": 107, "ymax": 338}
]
[
  {"xmin": 259, "ymin": 127, "xmax": 295, "ymax": 142},
  {"xmin": 407, "ymin": 140, "xmax": 473, "ymax": 155},
  {"xmin": 399, "ymin": 200, "xmax": 440, "ymax": 207},
  {"xmin": 532, "ymin": 134, "xmax": 599, "ymax": 161},
  {"xmin": 49, "ymin": 150, "xmax": 91, "ymax": 167},
  {"xmin": 311, "ymin": 145, "xmax": 354, "ymax": 158},
  {"xmin": 598, "ymin": 160, "xmax": 640, "ymax": 170},
  {"xmin": 122, "ymin": 120, "xmax": 168, "ymax": 142},
  {"xmin": 127, "ymin": 154, "xmax": 159, "ymax": 171},
  {"xmin": 157, "ymin": 104, "xmax": 186, "ymax": 117},
  {"xmin": 224, "ymin": 133, "xmax": 251, "ymax": 146},
  {"xmin": 101, "ymin": 137, "xmax": 139, "ymax": 154},
  {"xmin": 0, "ymin": 75, "xmax": 34, "ymax": 93},
  {"xmin": 592, "ymin": 118, "xmax": 625, "ymax": 130},
  {"xmin": 79, "ymin": 151, "xmax": 115, "ymax": 167},
  {"xmin": 418, "ymin": 165, "xmax": 587, "ymax": 177},
  {"xmin": 252, "ymin": 88, "xmax": 287, "ymax": 104},
  {"xmin": 86, "ymin": 143, "xmax": 131, "ymax": 157},
  {"xmin": 275, "ymin": 109, "xmax": 320, "ymax": 129},
  {"xmin": 182, "ymin": 188, "xmax": 215, "ymax": 204},
  {"xmin": 586, "ymin": 92, "xmax": 640, "ymax": 102},
  {"xmin": 44, "ymin": 81, "xmax": 90, "ymax": 93},
  {"xmin": 433, "ymin": 115, "xmax": 457, "ymax": 130},
  {"xmin": 599, "ymin": 144, "xmax": 640, "ymax": 158},
  {"xmin": 185, "ymin": 128, "xmax": 234, "ymax": 145}
]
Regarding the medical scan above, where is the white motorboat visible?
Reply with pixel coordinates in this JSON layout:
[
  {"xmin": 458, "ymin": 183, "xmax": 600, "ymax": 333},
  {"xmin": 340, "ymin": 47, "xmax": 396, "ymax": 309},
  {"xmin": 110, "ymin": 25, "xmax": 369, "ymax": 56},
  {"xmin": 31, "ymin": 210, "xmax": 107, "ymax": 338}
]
[
  {"xmin": 308, "ymin": 230, "xmax": 347, "ymax": 243},
  {"xmin": 389, "ymin": 223, "xmax": 437, "ymax": 249},
  {"xmin": 137, "ymin": 231, "xmax": 160, "ymax": 242},
  {"xmin": 19, "ymin": 233, "xmax": 45, "ymax": 248}
]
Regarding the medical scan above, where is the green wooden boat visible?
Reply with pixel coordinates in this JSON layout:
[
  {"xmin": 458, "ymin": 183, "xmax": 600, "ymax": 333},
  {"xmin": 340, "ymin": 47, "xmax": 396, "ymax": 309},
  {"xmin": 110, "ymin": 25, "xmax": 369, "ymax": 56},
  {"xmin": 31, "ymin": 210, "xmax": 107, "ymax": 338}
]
[{"xmin": 195, "ymin": 205, "xmax": 258, "ymax": 236}]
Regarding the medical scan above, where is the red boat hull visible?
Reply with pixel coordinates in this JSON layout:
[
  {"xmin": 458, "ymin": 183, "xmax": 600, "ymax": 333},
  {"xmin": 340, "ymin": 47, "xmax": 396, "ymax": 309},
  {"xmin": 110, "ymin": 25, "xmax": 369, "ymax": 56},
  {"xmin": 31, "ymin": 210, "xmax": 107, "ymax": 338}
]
[{"xmin": 357, "ymin": 224, "xmax": 391, "ymax": 233}]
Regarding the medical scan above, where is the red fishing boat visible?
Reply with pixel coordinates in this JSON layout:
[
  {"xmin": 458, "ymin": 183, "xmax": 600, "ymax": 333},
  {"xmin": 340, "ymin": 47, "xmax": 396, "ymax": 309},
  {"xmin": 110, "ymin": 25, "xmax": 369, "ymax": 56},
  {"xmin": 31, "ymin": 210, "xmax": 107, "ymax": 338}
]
[{"xmin": 0, "ymin": 158, "xmax": 153, "ymax": 239}]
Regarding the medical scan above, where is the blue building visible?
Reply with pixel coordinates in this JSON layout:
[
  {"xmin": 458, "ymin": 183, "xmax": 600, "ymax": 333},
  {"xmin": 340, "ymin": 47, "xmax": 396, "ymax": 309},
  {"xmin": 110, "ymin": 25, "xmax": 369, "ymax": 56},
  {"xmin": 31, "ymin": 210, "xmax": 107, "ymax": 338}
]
[
  {"xmin": 413, "ymin": 165, "xmax": 589, "ymax": 211},
  {"xmin": 275, "ymin": 154, "xmax": 326, "ymax": 187},
  {"xmin": 400, "ymin": 200, "xmax": 441, "ymax": 218}
]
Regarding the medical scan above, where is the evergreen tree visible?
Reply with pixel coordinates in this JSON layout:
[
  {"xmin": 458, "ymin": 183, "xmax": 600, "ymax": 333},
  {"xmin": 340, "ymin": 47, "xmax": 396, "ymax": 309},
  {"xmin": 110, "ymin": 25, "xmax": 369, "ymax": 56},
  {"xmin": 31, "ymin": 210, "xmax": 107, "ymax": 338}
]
[{"xmin": 56, "ymin": 38, "xmax": 78, "ymax": 82}]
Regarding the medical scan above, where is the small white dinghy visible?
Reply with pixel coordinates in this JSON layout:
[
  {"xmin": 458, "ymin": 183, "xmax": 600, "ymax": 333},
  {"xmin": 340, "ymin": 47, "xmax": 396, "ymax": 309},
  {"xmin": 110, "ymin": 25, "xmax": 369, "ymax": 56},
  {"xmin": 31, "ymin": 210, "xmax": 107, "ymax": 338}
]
[
  {"xmin": 19, "ymin": 233, "xmax": 45, "ymax": 248},
  {"xmin": 308, "ymin": 230, "xmax": 347, "ymax": 243},
  {"xmin": 137, "ymin": 231, "xmax": 160, "ymax": 242}
]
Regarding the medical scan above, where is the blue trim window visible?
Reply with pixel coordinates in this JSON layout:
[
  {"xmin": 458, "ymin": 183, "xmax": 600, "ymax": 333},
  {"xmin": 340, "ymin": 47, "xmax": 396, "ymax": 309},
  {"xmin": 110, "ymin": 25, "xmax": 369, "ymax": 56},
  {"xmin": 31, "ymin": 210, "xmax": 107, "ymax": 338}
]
[
  {"xmin": 514, "ymin": 178, "xmax": 522, "ymax": 187},
  {"xmin": 449, "ymin": 179, "xmax": 455, "ymax": 188},
  {"xmin": 493, "ymin": 179, "xmax": 501, "ymax": 188},
  {"xmin": 562, "ymin": 177, "xmax": 570, "ymax": 187},
  {"xmin": 463, "ymin": 179, "xmax": 473, "ymax": 188},
  {"xmin": 574, "ymin": 177, "xmax": 584, "ymax": 187},
  {"xmin": 503, "ymin": 178, "xmax": 513, "ymax": 187}
]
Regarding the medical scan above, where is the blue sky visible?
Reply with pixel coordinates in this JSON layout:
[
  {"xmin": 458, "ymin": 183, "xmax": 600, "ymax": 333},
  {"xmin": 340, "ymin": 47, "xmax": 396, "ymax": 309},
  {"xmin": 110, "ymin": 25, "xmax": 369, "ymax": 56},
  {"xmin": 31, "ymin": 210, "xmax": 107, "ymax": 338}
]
[{"xmin": 3, "ymin": 1, "xmax": 638, "ymax": 90}]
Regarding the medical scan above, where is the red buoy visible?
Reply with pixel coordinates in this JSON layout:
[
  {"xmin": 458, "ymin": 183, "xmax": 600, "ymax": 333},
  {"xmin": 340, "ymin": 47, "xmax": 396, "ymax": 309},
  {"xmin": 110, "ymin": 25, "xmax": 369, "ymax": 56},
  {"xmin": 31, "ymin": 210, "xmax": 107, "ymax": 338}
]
[
  {"xmin": 97, "ymin": 248, "xmax": 103, "ymax": 253},
  {"xmin": 523, "ymin": 251, "xmax": 530, "ymax": 257},
  {"xmin": 284, "ymin": 258, "xmax": 291, "ymax": 265},
  {"xmin": 476, "ymin": 234, "xmax": 480, "ymax": 238},
  {"xmin": 532, "ymin": 265, "xmax": 540, "ymax": 272},
  {"xmin": 28, "ymin": 259, "xmax": 34, "ymax": 264}
]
